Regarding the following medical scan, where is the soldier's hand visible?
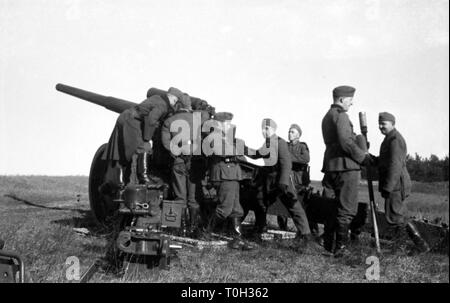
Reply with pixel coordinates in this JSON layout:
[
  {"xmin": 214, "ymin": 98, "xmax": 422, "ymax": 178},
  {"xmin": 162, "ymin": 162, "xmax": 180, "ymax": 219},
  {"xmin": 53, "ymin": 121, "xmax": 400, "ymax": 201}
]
[
  {"xmin": 369, "ymin": 153, "xmax": 378, "ymax": 165},
  {"xmin": 244, "ymin": 145, "xmax": 255, "ymax": 158},
  {"xmin": 143, "ymin": 140, "xmax": 153, "ymax": 151},
  {"xmin": 278, "ymin": 183, "xmax": 289, "ymax": 195},
  {"xmin": 361, "ymin": 153, "xmax": 373, "ymax": 166}
]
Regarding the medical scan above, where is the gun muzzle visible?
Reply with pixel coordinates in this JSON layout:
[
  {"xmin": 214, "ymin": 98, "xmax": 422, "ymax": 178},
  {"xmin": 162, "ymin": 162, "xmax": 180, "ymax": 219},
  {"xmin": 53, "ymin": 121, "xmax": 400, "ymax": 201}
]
[{"xmin": 359, "ymin": 112, "xmax": 368, "ymax": 134}]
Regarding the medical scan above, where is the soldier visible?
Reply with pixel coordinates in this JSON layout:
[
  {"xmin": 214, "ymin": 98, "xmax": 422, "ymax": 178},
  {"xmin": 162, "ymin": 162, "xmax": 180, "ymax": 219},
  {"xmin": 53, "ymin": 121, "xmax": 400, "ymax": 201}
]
[
  {"xmin": 321, "ymin": 86, "xmax": 371, "ymax": 257},
  {"xmin": 277, "ymin": 124, "xmax": 311, "ymax": 231},
  {"xmin": 287, "ymin": 124, "xmax": 310, "ymax": 190},
  {"xmin": 371, "ymin": 112, "xmax": 429, "ymax": 252},
  {"xmin": 161, "ymin": 94, "xmax": 201, "ymax": 235},
  {"xmin": 246, "ymin": 118, "xmax": 313, "ymax": 246},
  {"xmin": 206, "ymin": 112, "xmax": 253, "ymax": 250},
  {"xmin": 102, "ymin": 87, "xmax": 183, "ymax": 184}
]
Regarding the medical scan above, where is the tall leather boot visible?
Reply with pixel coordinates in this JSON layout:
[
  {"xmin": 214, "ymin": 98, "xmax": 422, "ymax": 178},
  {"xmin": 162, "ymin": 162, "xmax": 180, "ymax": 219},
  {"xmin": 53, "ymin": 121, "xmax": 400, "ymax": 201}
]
[
  {"xmin": 322, "ymin": 231, "xmax": 334, "ymax": 254},
  {"xmin": 334, "ymin": 223, "xmax": 350, "ymax": 258},
  {"xmin": 188, "ymin": 207, "xmax": 201, "ymax": 238},
  {"xmin": 99, "ymin": 163, "xmax": 125, "ymax": 199},
  {"xmin": 349, "ymin": 203, "xmax": 368, "ymax": 245},
  {"xmin": 323, "ymin": 216, "xmax": 336, "ymax": 253},
  {"xmin": 137, "ymin": 152, "xmax": 152, "ymax": 184},
  {"xmin": 406, "ymin": 221, "xmax": 430, "ymax": 253},
  {"xmin": 254, "ymin": 210, "xmax": 268, "ymax": 234},
  {"xmin": 206, "ymin": 214, "xmax": 225, "ymax": 235},
  {"xmin": 229, "ymin": 217, "xmax": 254, "ymax": 250},
  {"xmin": 277, "ymin": 216, "xmax": 289, "ymax": 231}
]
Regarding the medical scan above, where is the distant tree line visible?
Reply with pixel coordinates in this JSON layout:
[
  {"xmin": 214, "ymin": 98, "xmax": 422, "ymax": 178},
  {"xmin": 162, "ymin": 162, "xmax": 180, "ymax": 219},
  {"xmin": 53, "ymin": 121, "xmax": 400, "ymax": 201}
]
[
  {"xmin": 406, "ymin": 153, "xmax": 449, "ymax": 182},
  {"xmin": 362, "ymin": 154, "xmax": 449, "ymax": 182}
]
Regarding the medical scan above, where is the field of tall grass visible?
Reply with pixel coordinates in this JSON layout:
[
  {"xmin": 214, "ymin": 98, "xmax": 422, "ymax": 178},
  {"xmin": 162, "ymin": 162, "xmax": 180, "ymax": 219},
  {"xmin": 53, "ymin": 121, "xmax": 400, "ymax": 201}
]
[{"xmin": 0, "ymin": 175, "xmax": 448, "ymax": 283}]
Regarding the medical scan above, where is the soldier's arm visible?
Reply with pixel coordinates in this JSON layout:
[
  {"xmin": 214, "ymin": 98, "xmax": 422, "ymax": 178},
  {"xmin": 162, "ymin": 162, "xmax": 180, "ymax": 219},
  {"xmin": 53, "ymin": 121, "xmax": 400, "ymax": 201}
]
[
  {"xmin": 143, "ymin": 99, "xmax": 168, "ymax": 141},
  {"xmin": 278, "ymin": 140, "xmax": 292, "ymax": 186},
  {"xmin": 383, "ymin": 138, "xmax": 405, "ymax": 193},
  {"xmin": 290, "ymin": 143, "xmax": 310, "ymax": 164},
  {"xmin": 244, "ymin": 147, "xmax": 260, "ymax": 159},
  {"xmin": 244, "ymin": 146, "xmax": 267, "ymax": 159},
  {"xmin": 336, "ymin": 113, "xmax": 366, "ymax": 164}
]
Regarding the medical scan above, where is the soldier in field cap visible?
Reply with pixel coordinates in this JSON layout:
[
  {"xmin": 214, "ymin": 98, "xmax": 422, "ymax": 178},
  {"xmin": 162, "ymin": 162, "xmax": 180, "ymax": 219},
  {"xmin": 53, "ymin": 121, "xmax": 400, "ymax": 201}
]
[
  {"xmin": 206, "ymin": 112, "xmax": 254, "ymax": 250},
  {"xmin": 370, "ymin": 112, "xmax": 429, "ymax": 252},
  {"xmin": 245, "ymin": 118, "xmax": 313, "ymax": 248},
  {"xmin": 101, "ymin": 86, "xmax": 181, "ymax": 187},
  {"xmin": 277, "ymin": 123, "xmax": 312, "ymax": 233},
  {"xmin": 321, "ymin": 85, "xmax": 372, "ymax": 257}
]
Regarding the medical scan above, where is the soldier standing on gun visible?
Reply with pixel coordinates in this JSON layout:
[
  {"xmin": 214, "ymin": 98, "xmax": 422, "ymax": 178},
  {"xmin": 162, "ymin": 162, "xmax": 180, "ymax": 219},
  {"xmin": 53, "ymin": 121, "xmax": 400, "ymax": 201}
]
[
  {"xmin": 321, "ymin": 86, "xmax": 371, "ymax": 257},
  {"xmin": 277, "ymin": 124, "xmax": 312, "ymax": 231},
  {"xmin": 370, "ymin": 112, "xmax": 430, "ymax": 252},
  {"xmin": 102, "ymin": 87, "xmax": 183, "ymax": 184},
  {"xmin": 161, "ymin": 94, "xmax": 201, "ymax": 236},
  {"xmin": 246, "ymin": 118, "xmax": 313, "ymax": 247}
]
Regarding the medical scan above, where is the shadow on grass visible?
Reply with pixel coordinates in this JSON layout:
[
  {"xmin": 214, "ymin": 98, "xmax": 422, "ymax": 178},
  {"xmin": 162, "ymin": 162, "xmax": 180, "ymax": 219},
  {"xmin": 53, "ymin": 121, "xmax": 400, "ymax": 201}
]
[
  {"xmin": 3, "ymin": 193, "xmax": 119, "ymax": 237},
  {"xmin": 50, "ymin": 212, "xmax": 120, "ymax": 238},
  {"xmin": 52, "ymin": 216, "xmax": 98, "ymax": 232},
  {"xmin": 4, "ymin": 193, "xmax": 89, "ymax": 214}
]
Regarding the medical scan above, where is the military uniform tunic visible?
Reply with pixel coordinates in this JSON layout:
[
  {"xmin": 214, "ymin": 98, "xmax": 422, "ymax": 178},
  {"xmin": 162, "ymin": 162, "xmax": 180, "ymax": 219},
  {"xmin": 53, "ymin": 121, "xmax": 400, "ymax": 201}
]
[
  {"xmin": 376, "ymin": 128, "xmax": 411, "ymax": 225},
  {"xmin": 287, "ymin": 141, "xmax": 310, "ymax": 189},
  {"xmin": 102, "ymin": 94, "xmax": 171, "ymax": 166},
  {"xmin": 209, "ymin": 132, "xmax": 246, "ymax": 220}
]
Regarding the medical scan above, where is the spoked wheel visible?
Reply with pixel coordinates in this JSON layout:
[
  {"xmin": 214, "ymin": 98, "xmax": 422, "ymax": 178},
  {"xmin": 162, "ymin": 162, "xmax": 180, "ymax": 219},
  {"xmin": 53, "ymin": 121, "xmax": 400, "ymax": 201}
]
[{"xmin": 88, "ymin": 144, "xmax": 120, "ymax": 223}]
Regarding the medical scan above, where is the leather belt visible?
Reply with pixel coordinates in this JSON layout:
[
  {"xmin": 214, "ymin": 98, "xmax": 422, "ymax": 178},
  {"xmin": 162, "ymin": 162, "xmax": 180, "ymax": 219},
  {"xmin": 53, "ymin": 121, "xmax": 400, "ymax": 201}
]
[{"xmin": 224, "ymin": 156, "xmax": 238, "ymax": 163}]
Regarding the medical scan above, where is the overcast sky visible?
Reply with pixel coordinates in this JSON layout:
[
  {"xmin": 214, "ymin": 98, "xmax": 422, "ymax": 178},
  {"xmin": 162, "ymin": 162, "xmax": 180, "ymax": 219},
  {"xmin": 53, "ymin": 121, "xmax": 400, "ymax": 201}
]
[{"xmin": 0, "ymin": 0, "xmax": 448, "ymax": 180}]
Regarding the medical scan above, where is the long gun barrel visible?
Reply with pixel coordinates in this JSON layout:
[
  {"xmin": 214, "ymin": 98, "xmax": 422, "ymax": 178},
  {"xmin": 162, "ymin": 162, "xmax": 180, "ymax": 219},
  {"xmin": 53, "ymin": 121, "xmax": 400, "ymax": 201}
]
[{"xmin": 55, "ymin": 83, "xmax": 137, "ymax": 114}]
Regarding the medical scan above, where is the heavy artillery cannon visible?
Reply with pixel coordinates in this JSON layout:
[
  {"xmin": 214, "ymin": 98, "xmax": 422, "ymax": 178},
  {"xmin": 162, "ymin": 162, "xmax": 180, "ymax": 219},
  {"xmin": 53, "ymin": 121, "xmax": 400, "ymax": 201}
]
[
  {"xmin": 55, "ymin": 83, "xmax": 254, "ymax": 269},
  {"xmin": 56, "ymin": 84, "xmax": 190, "ymax": 269},
  {"xmin": 56, "ymin": 84, "xmax": 449, "ymax": 255},
  {"xmin": 55, "ymin": 83, "xmax": 214, "ymax": 224}
]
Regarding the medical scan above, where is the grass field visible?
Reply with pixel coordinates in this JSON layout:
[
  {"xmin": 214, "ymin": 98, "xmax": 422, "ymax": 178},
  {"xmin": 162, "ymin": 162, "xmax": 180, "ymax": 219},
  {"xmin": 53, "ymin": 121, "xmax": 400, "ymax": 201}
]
[{"xmin": 0, "ymin": 175, "xmax": 448, "ymax": 283}]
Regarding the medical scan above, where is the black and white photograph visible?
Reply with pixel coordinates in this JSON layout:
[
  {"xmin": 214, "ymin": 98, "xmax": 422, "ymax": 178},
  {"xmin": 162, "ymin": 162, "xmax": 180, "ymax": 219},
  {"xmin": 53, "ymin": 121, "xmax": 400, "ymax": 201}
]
[{"xmin": 0, "ymin": 0, "xmax": 448, "ymax": 286}]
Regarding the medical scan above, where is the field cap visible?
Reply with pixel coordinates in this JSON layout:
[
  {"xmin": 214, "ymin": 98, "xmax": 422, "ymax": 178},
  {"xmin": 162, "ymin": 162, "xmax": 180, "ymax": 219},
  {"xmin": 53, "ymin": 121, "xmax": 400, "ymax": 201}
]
[{"xmin": 333, "ymin": 85, "xmax": 356, "ymax": 98}]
